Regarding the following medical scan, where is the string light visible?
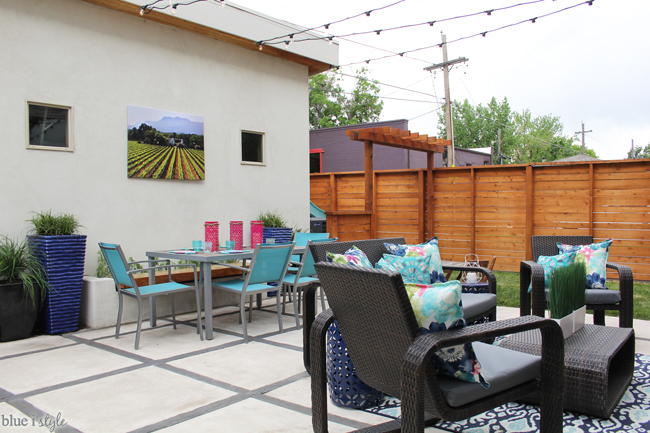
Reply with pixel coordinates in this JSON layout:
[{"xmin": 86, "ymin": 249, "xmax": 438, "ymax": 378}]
[
  {"xmin": 258, "ymin": 0, "xmax": 546, "ymax": 46},
  {"xmin": 255, "ymin": 0, "xmax": 406, "ymax": 45},
  {"xmin": 335, "ymin": 0, "xmax": 593, "ymax": 68},
  {"xmin": 257, "ymin": 42, "xmax": 263, "ymax": 51},
  {"xmin": 138, "ymin": 0, "xmax": 222, "ymax": 15}
]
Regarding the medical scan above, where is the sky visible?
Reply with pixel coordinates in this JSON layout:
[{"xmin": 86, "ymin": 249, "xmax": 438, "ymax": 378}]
[
  {"xmin": 232, "ymin": 0, "xmax": 649, "ymax": 160},
  {"xmin": 127, "ymin": 105, "xmax": 204, "ymax": 125}
]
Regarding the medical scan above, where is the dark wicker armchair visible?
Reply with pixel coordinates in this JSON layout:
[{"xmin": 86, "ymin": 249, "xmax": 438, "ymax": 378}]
[
  {"xmin": 520, "ymin": 235, "xmax": 633, "ymax": 328},
  {"xmin": 303, "ymin": 238, "xmax": 498, "ymax": 372},
  {"xmin": 311, "ymin": 262, "xmax": 565, "ymax": 433}
]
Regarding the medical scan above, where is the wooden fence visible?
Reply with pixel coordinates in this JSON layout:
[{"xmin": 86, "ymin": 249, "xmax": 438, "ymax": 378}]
[{"xmin": 310, "ymin": 159, "xmax": 650, "ymax": 281}]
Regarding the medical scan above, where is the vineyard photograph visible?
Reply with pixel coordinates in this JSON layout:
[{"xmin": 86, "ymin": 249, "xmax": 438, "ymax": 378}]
[{"xmin": 127, "ymin": 105, "xmax": 205, "ymax": 180}]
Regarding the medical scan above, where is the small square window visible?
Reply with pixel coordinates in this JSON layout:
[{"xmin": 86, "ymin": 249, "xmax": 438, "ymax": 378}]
[
  {"xmin": 26, "ymin": 102, "xmax": 73, "ymax": 151},
  {"xmin": 242, "ymin": 131, "xmax": 264, "ymax": 165}
]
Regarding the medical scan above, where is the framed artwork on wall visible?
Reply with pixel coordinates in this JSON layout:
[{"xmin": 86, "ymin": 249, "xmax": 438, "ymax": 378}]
[{"xmin": 127, "ymin": 105, "xmax": 204, "ymax": 180}]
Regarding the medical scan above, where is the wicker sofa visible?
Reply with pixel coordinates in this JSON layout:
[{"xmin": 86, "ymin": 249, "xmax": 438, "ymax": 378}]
[{"xmin": 303, "ymin": 237, "xmax": 498, "ymax": 372}]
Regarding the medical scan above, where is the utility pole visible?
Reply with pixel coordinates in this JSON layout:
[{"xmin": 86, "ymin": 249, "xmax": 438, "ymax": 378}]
[
  {"xmin": 497, "ymin": 128, "xmax": 502, "ymax": 165},
  {"xmin": 575, "ymin": 122, "xmax": 593, "ymax": 155},
  {"xmin": 424, "ymin": 33, "xmax": 467, "ymax": 167}
]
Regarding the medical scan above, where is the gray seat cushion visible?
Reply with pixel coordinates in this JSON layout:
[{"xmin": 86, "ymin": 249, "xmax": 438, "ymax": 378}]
[
  {"xmin": 544, "ymin": 289, "xmax": 621, "ymax": 305},
  {"xmin": 585, "ymin": 289, "xmax": 621, "ymax": 304},
  {"xmin": 437, "ymin": 342, "xmax": 541, "ymax": 407},
  {"xmin": 461, "ymin": 293, "xmax": 497, "ymax": 319}
]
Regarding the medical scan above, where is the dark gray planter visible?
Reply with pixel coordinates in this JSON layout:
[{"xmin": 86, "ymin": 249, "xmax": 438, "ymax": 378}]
[
  {"xmin": 0, "ymin": 282, "xmax": 40, "ymax": 342},
  {"xmin": 28, "ymin": 235, "xmax": 87, "ymax": 334}
]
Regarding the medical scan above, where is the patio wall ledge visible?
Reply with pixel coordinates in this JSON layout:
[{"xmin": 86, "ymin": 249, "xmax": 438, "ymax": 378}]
[{"xmin": 80, "ymin": 276, "xmax": 240, "ymax": 329}]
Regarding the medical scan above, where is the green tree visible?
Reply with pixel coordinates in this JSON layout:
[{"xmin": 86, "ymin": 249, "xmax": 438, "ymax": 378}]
[
  {"xmin": 438, "ymin": 97, "xmax": 598, "ymax": 163},
  {"xmin": 627, "ymin": 143, "xmax": 650, "ymax": 159},
  {"xmin": 309, "ymin": 68, "xmax": 383, "ymax": 129}
]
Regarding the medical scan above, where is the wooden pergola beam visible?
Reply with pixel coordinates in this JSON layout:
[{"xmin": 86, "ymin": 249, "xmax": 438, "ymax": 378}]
[{"xmin": 345, "ymin": 126, "xmax": 451, "ymax": 241}]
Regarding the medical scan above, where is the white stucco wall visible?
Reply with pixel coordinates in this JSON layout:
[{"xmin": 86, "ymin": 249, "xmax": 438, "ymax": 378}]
[{"xmin": 1, "ymin": 0, "xmax": 320, "ymax": 275}]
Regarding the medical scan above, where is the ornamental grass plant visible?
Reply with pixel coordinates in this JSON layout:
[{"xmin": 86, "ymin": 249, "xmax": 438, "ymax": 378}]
[
  {"xmin": 548, "ymin": 262, "xmax": 587, "ymax": 319},
  {"xmin": 28, "ymin": 210, "xmax": 83, "ymax": 236},
  {"xmin": 256, "ymin": 210, "xmax": 288, "ymax": 228},
  {"xmin": 0, "ymin": 235, "xmax": 49, "ymax": 305}
]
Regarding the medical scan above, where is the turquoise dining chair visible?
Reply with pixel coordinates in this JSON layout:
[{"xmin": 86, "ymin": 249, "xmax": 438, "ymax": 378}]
[
  {"xmin": 281, "ymin": 238, "xmax": 337, "ymax": 327},
  {"xmin": 98, "ymin": 242, "xmax": 203, "ymax": 350},
  {"xmin": 290, "ymin": 232, "xmax": 329, "ymax": 264},
  {"xmin": 212, "ymin": 242, "xmax": 295, "ymax": 343}
]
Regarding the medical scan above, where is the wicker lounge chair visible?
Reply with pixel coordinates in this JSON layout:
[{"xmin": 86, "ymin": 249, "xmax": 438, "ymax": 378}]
[
  {"xmin": 520, "ymin": 235, "xmax": 633, "ymax": 328},
  {"xmin": 303, "ymin": 237, "xmax": 497, "ymax": 372},
  {"xmin": 311, "ymin": 262, "xmax": 565, "ymax": 433}
]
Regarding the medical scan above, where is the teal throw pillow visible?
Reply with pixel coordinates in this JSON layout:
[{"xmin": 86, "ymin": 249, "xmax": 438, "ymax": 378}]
[
  {"xmin": 529, "ymin": 252, "xmax": 576, "ymax": 293},
  {"xmin": 405, "ymin": 281, "xmax": 489, "ymax": 388},
  {"xmin": 326, "ymin": 245, "xmax": 373, "ymax": 268},
  {"xmin": 557, "ymin": 239, "xmax": 613, "ymax": 289},
  {"xmin": 384, "ymin": 237, "xmax": 446, "ymax": 283},
  {"xmin": 376, "ymin": 254, "xmax": 431, "ymax": 284}
]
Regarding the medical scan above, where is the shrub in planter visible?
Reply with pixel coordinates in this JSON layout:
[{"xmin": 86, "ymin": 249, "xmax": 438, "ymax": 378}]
[
  {"xmin": 0, "ymin": 235, "xmax": 49, "ymax": 341},
  {"xmin": 257, "ymin": 210, "xmax": 292, "ymax": 243},
  {"xmin": 28, "ymin": 211, "xmax": 87, "ymax": 334}
]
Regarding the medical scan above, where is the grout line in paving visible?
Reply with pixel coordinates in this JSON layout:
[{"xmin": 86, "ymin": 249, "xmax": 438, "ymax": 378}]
[
  {"xmin": 2, "ymin": 395, "xmax": 83, "ymax": 433},
  {"xmin": 0, "ymin": 340, "xmax": 80, "ymax": 361},
  {"xmin": 254, "ymin": 393, "xmax": 372, "ymax": 431},
  {"xmin": 9, "ymin": 363, "xmax": 148, "ymax": 401}
]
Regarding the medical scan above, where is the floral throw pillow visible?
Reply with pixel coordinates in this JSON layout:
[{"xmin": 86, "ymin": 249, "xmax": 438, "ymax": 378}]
[
  {"xmin": 326, "ymin": 246, "xmax": 373, "ymax": 268},
  {"xmin": 376, "ymin": 254, "xmax": 431, "ymax": 284},
  {"xmin": 405, "ymin": 281, "xmax": 489, "ymax": 388},
  {"xmin": 557, "ymin": 239, "xmax": 613, "ymax": 289},
  {"xmin": 528, "ymin": 252, "xmax": 575, "ymax": 293},
  {"xmin": 384, "ymin": 237, "xmax": 446, "ymax": 283}
]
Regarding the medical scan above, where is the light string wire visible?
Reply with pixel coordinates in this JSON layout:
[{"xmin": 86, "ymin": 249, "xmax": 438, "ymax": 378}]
[
  {"xmin": 262, "ymin": 0, "xmax": 546, "ymax": 46},
  {"xmin": 338, "ymin": 0, "xmax": 594, "ymax": 67},
  {"xmin": 139, "ymin": 0, "xmax": 224, "ymax": 15},
  {"xmin": 257, "ymin": 0, "xmax": 406, "ymax": 44}
]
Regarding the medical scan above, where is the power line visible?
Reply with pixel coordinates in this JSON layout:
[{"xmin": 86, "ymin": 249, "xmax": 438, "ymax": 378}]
[{"xmin": 336, "ymin": 72, "xmax": 438, "ymax": 98}]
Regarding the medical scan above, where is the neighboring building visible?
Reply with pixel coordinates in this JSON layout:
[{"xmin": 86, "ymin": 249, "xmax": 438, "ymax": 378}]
[
  {"xmin": 1, "ymin": 0, "xmax": 337, "ymax": 274},
  {"xmin": 554, "ymin": 154, "xmax": 600, "ymax": 162},
  {"xmin": 309, "ymin": 120, "xmax": 492, "ymax": 173}
]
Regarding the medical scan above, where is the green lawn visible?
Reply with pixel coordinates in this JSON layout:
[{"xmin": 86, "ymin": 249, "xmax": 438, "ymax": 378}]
[{"xmin": 449, "ymin": 270, "xmax": 650, "ymax": 321}]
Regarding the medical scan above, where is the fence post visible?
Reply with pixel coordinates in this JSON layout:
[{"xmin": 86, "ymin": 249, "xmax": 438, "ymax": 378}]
[
  {"xmin": 589, "ymin": 163, "xmax": 594, "ymax": 237},
  {"xmin": 525, "ymin": 165, "xmax": 534, "ymax": 261},
  {"xmin": 418, "ymin": 170, "xmax": 425, "ymax": 242},
  {"xmin": 470, "ymin": 167, "xmax": 476, "ymax": 254}
]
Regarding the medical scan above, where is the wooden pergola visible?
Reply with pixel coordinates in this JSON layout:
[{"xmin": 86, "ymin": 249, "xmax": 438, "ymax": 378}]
[{"xmin": 334, "ymin": 126, "xmax": 451, "ymax": 240}]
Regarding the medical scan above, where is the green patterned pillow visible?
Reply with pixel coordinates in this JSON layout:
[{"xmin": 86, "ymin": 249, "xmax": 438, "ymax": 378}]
[
  {"xmin": 375, "ymin": 254, "xmax": 431, "ymax": 284},
  {"xmin": 405, "ymin": 281, "xmax": 489, "ymax": 388},
  {"xmin": 326, "ymin": 246, "xmax": 373, "ymax": 268}
]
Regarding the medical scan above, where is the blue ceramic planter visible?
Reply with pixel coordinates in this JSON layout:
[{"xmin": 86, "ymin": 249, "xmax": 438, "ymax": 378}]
[
  {"xmin": 27, "ymin": 235, "xmax": 87, "ymax": 334},
  {"xmin": 262, "ymin": 227, "xmax": 292, "ymax": 244},
  {"xmin": 326, "ymin": 321, "xmax": 384, "ymax": 408}
]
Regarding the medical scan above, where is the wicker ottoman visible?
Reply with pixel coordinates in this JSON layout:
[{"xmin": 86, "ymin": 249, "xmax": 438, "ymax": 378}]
[{"xmin": 499, "ymin": 324, "xmax": 634, "ymax": 418}]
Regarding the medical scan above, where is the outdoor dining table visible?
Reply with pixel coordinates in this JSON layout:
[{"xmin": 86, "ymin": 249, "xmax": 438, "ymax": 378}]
[{"xmin": 145, "ymin": 246, "xmax": 305, "ymax": 340}]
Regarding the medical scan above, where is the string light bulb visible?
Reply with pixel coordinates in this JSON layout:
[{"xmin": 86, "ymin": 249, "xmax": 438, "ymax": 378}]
[
  {"xmin": 365, "ymin": 11, "xmax": 371, "ymax": 17},
  {"xmin": 258, "ymin": 42, "xmax": 263, "ymax": 51},
  {"xmin": 220, "ymin": 0, "xmax": 225, "ymax": 6},
  {"xmin": 172, "ymin": 4, "xmax": 177, "ymax": 14},
  {"xmin": 139, "ymin": 7, "xmax": 145, "ymax": 16},
  {"xmin": 285, "ymin": 41, "xmax": 290, "ymax": 49},
  {"xmin": 328, "ymin": 37, "xmax": 334, "ymax": 45}
]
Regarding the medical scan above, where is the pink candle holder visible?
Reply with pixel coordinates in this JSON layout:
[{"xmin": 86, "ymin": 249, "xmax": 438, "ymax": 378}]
[
  {"xmin": 204, "ymin": 221, "xmax": 219, "ymax": 252},
  {"xmin": 230, "ymin": 221, "xmax": 243, "ymax": 250},
  {"xmin": 251, "ymin": 221, "xmax": 263, "ymax": 249}
]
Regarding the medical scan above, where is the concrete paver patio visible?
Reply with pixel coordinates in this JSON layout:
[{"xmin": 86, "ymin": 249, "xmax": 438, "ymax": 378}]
[{"xmin": 1, "ymin": 304, "xmax": 649, "ymax": 433}]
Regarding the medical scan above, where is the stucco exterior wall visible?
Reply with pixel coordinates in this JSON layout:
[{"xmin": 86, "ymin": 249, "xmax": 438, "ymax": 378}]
[{"xmin": 1, "ymin": 0, "xmax": 313, "ymax": 275}]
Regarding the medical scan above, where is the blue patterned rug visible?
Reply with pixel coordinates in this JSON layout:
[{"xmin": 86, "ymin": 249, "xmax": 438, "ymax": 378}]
[{"xmin": 363, "ymin": 354, "xmax": 650, "ymax": 432}]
